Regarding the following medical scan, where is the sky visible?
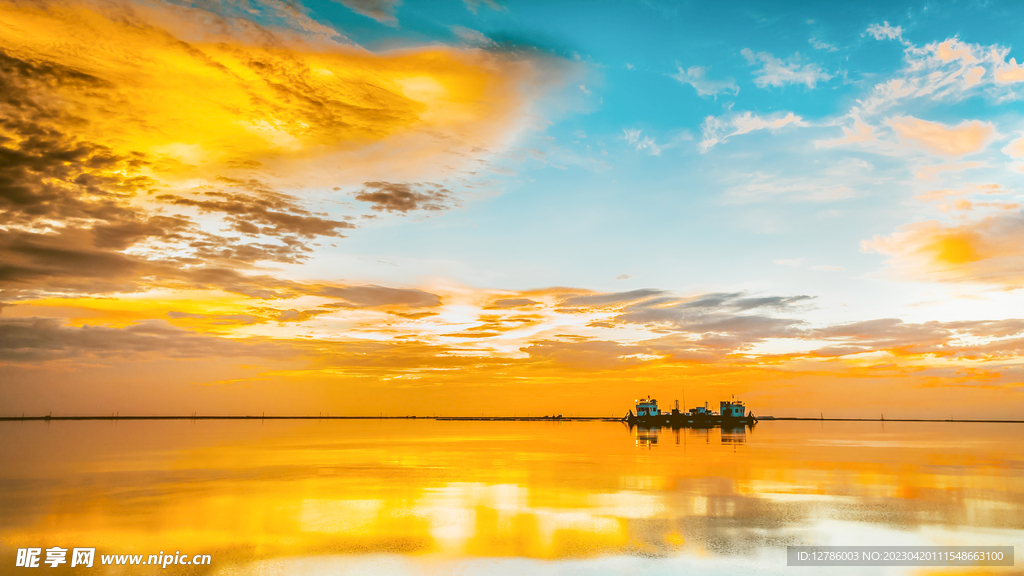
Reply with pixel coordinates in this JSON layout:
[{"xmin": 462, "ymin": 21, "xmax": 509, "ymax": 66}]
[{"xmin": 1, "ymin": 0, "xmax": 1023, "ymax": 418}]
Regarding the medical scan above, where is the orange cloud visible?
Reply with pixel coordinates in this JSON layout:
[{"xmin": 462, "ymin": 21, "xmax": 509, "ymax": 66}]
[
  {"xmin": 863, "ymin": 214, "xmax": 1024, "ymax": 287},
  {"xmin": 1003, "ymin": 135, "xmax": 1024, "ymax": 159},
  {"xmin": 4, "ymin": 283, "xmax": 1023, "ymax": 419},
  {"xmin": 936, "ymin": 39, "xmax": 976, "ymax": 63},
  {"xmin": 914, "ymin": 183, "xmax": 1010, "ymax": 202},
  {"xmin": 913, "ymin": 162, "xmax": 982, "ymax": 180},
  {"xmin": 887, "ymin": 116, "xmax": 995, "ymax": 156},
  {"xmin": 994, "ymin": 57, "xmax": 1024, "ymax": 84}
]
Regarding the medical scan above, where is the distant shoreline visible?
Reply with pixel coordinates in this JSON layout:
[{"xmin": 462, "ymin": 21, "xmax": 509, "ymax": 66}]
[
  {"xmin": 0, "ymin": 415, "xmax": 619, "ymax": 422},
  {"xmin": 1, "ymin": 415, "xmax": 1023, "ymax": 424},
  {"xmin": 762, "ymin": 417, "xmax": 1024, "ymax": 423}
]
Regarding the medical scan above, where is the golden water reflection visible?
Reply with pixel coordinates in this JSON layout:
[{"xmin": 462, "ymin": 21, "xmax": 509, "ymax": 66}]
[{"xmin": 1, "ymin": 420, "xmax": 1022, "ymax": 574}]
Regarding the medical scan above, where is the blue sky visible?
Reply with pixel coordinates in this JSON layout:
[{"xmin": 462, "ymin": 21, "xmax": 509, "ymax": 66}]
[{"xmin": 289, "ymin": 0, "xmax": 1024, "ymax": 326}]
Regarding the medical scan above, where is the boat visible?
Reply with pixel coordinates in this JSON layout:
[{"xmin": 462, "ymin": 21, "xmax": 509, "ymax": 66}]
[{"xmin": 625, "ymin": 396, "xmax": 757, "ymax": 427}]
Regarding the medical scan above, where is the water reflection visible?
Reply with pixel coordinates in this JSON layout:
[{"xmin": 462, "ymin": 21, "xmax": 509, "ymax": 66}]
[
  {"xmin": 1, "ymin": 420, "xmax": 1021, "ymax": 574},
  {"xmin": 634, "ymin": 425, "xmax": 658, "ymax": 447},
  {"xmin": 632, "ymin": 424, "xmax": 750, "ymax": 447},
  {"xmin": 720, "ymin": 426, "xmax": 747, "ymax": 445}
]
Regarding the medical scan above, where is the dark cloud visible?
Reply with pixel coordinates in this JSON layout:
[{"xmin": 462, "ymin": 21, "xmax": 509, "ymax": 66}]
[
  {"xmin": 0, "ymin": 228, "xmax": 318, "ymax": 300},
  {"xmin": 182, "ymin": 234, "xmax": 319, "ymax": 265},
  {"xmin": 0, "ymin": 47, "xmax": 362, "ymax": 302},
  {"xmin": 812, "ymin": 319, "xmax": 947, "ymax": 349},
  {"xmin": 0, "ymin": 49, "xmax": 154, "ymax": 225},
  {"xmin": 0, "ymin": 317, "xmax": 289, "ymax": 362},
  {"xmin": 679, "ymin": 293, "xmax": 813, "ymax": 311},
  {"xmin": 947, "ymin": 319, "xmax": 1024, "ymax": 338},
  {"xmin": 0, "ymin": 223, "xmax": 447, "ymax": 305},
  {"xmin": 809, "ymin": 318, "xmax": 1024, "ymax": 357},
  {"xmin": 0, "ymin": 229, "xmax": 175, "ymax": 296},
  {"xmin": 611, "ymin": 292, "xmax": 812, "ymax": 337},
  {"xmin": 522, "ymin": 310, "xmax": 1024, "ymax": 367},
  {"xmin": 90, "ymin": 215, "xmax": 195, "ymax": 250},
  {"xmin": 156, "ymin": 188, "xmax": 354, "ymax": 239},
  {"xmin": 354, "ymin": 181, "xmax": 454, "ymax": 214},
  {"xmin": 184, "ymin": 267, "xmax": 307, "ymax": 300},
  {"xmin": 318, "ymin": 285, "xmax": 442, "ymax": 308}
]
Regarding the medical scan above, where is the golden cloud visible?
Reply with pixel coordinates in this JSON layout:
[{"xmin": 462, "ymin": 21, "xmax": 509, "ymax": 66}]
[
  {"xmin": 0, "ymin": 0, "xmax": 573, "ymax": 303},
  {"xmin": 0, "ymin": 0, "xmax": 556, "ymax": 189}
]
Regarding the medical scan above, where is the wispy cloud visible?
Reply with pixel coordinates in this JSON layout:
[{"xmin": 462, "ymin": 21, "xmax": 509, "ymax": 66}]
[
  {"xmin": 618, "ymin": 127, "xmax": 684, "ymax": 154},
  {"xmin": 856, "ymin": 38, "xmax": 1024, "ymax": 115},
  {"xmin": 774, "ymin": 259, "xmax": 805, "ymax": 267},
  {"xmin": 741, "ymin": 49, "xmax": 833, "ymax": 89},
  {"xmin": 816, "ymin": 116, "xmax": 877, "ymax": 148},
  {"xmin": 700, "ymin": 111, "xmax": 807, "ymax": 151},
  {"xmin": 451, "ymin": 25, "xmax": 494, "ymax": 46},
  {"xmin": 353, "ymin": 182, "xmax": 456, "ymax": 214},
  {"xmin": 865, "ymin": 22, "xmax": 905, "ymax": 42},
  {"xmin": 809, "ymin": 37, "xmax": 838, "ymax": 52},
  {"xmin": 722, "ymin": 171, "xmax": 858, "ymax": 204},
  {"xmin": 670, "ymin": 66, "xmax": 739, "ymax": 97}
]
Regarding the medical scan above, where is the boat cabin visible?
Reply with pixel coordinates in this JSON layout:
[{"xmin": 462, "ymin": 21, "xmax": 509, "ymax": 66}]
[
  {"xmin": 635, "ymin": 398, "xmax": 659, "ymax": 417},
  {"xmin": 720, "ymin": 400, "xmax": 746, "ymax": 418}
]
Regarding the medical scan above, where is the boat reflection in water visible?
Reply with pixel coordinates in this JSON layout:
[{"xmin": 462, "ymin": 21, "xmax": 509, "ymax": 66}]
[
  {"xmin": 720, "ymin": 426, "xmax": 748, "ymax": 445},
  {"xmin": 631, "ymin": 423, "xmax": 751, "ymax": 448},
  {"xmin": 634, "ymin": 425, "xmax": 659, "ymax": 447}
]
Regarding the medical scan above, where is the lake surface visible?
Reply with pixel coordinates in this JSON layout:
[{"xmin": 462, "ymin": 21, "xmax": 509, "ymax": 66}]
[{"xmin": 1, "ymin": 420, "xmax": 1022, "ymax": 575}]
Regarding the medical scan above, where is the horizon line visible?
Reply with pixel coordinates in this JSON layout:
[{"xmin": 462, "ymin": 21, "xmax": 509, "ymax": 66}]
[{"xmin": 2, "ymin": 415, "xmax": 1023, "ymax": 424}]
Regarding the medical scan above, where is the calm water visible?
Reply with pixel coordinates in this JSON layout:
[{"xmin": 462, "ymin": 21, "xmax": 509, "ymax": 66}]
[{"xmin": 1, "ymin": 420, "xmax": 1022, "ymax": 575}]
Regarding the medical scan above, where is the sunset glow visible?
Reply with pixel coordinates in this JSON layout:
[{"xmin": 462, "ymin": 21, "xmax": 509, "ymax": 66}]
[{"xmin": 2, "ymin": 0, "xmax": 1024, "ymax": 419}]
